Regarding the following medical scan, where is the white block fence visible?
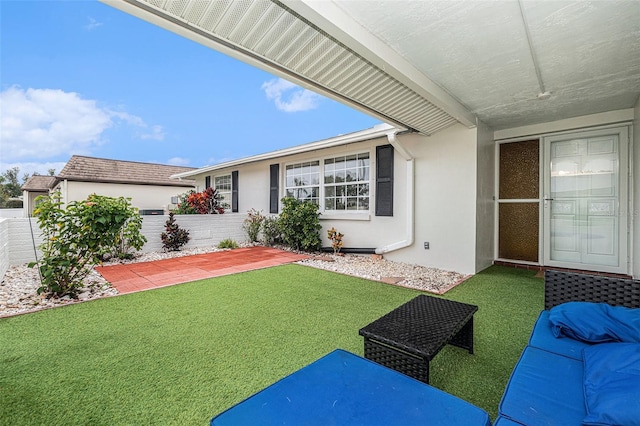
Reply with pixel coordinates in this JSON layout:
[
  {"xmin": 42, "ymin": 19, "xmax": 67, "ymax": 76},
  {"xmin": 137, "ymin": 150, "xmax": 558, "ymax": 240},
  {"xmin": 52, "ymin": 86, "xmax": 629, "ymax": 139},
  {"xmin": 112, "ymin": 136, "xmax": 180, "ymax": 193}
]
[{"xmin": 0, "ymin": 214, "xmax": 249, "ymax": 280}]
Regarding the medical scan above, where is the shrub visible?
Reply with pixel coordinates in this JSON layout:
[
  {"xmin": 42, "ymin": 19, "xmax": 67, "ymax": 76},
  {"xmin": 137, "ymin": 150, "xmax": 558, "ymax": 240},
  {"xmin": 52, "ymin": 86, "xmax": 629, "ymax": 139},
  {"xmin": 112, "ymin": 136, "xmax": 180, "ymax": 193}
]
[
  {"xmin": 173, "ymin": 191, "xmax": 198, "ymax": 214},
  {"xmin": 161, "ymin": 212, "xmax": 190, "ymax": 251},
  {"xmin": 278, "ymin": 197, "xmax": 321, "ymax": 252},
  {"xmin": 243, "ymin": 209, "xmax": 264, "ymax": 242},
  {"xmin": 261, "ymin": 215, "xmax": 281, "ymax": 246},
  {"xmin": 218, "ymin": 238, "xmax": 238, "ymax": 249},
  {"xmin": 30, "ymin": 193, "xmax": 143, "ymax": 297},
  {"xmin": 5, "ymin": 199, "xmax": 23, "ymax": 208},
  {"xmin": 173, "ymin": 188, "xmax": 225, "ymax": 214},
  {"xmin": 327, "ymin": 227, "xmax": 344, "ymax": 254}
]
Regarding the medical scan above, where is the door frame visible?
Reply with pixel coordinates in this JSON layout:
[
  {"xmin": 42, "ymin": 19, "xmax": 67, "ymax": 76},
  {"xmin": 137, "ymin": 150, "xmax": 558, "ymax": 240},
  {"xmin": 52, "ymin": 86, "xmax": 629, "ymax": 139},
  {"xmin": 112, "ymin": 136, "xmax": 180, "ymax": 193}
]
[{"xmin": 495, "ymin": 124, "xmax": 632, "ymax": 275}]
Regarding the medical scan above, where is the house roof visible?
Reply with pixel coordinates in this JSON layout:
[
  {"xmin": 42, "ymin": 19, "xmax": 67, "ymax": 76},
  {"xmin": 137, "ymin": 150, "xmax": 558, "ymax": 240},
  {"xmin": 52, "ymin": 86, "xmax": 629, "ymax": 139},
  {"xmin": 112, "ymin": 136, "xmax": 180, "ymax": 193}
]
[
  {"xmin": 21, "ymin": 175, "xmax": 57, "ymax": 191},
  {"xmin": 172, "ymin": 123, "xmax": 398, "ymax": 179},
  {"xmin": 103, "ymin": 0, "xmax": 639, "ymax": 133},
  {"xmin": 57, "ymin": 156, "xmax": 196, "ymax": 187}
]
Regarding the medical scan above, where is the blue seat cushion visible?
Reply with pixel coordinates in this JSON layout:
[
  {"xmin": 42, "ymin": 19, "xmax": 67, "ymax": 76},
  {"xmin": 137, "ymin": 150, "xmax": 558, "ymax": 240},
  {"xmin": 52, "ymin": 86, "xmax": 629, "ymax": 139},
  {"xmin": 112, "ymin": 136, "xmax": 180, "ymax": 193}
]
[
  {"xmin": 529, "ymin": 311, "xmax": 591, "ymax": 360},
  {"xmin": 211, "ymin": 349, "xmax": 491, "ymax": 426},
  {"xmin": 549, "ymin": 302, "xmax": 640, "ymax": 343},
  {"xmin": 499, "ymin": 346, "xmax": 585, "ymax": 425},
  {"xmin": 493, "ymin": 415, "xmax": 524, "ymax": 425},
  {"xmin": 582, "ymin": 343, "xmax": 640, "ymax": 426}
]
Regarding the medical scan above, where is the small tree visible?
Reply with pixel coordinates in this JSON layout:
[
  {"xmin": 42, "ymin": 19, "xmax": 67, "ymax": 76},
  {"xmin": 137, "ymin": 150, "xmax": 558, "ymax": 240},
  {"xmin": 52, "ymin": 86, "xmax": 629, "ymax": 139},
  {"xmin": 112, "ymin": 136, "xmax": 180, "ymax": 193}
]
[
  {"xmin": 161, "ymin": 212, "xmax": 190, "ymax": 251},
  {"xmin": 327, "ymin": 227, "xmax": 344, "ymax": 254},
  {"xmin": 173, "ymin": 190, "xmax": 198, "ymax": 214},
  {"xmin": 243, "ymin": 209, "xmax": 264, "ymax": 242},
  {"xmin": 278, "ymin": 197, "xmax": 321, "ymax": 251},
  {"xmin": 261, "ymin": 215, "xmax": 281, "ymax": 246},
  {"xmin": 30, "ymin": 193, "xmax": 144, "ymax": 297}
]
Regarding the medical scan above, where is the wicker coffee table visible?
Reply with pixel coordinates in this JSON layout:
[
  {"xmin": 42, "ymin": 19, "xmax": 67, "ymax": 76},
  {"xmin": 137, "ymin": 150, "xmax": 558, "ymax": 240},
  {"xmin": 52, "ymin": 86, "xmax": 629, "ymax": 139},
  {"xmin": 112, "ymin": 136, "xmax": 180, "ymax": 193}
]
[{"xmin": 359, "ymin": 295, "xmax": 478, "ymax": 384}]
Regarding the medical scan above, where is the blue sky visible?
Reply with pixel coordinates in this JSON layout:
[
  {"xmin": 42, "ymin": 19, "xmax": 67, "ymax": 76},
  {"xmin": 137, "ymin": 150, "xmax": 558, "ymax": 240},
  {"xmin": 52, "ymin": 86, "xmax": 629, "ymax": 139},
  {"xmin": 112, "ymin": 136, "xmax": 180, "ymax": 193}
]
[{"xmin": 0, "ymin": 0, "xmax": 380, "ymax": 178}]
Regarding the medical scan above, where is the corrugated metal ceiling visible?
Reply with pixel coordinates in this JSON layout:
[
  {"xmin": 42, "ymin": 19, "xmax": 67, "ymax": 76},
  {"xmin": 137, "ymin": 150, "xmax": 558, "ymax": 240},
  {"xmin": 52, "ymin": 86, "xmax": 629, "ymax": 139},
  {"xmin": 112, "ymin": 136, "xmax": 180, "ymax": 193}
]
[{"xmin": 117, "ymin": 0, "xmax": 463, "ymax": 135}]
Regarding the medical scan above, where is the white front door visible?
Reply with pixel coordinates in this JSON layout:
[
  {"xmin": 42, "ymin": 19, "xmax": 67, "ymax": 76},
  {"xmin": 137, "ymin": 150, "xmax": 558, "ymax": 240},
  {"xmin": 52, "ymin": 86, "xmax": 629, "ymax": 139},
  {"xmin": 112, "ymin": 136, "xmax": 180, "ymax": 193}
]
[{"xmin": 543, "ymin": 127, "xmax": 629, "ymax": 274}]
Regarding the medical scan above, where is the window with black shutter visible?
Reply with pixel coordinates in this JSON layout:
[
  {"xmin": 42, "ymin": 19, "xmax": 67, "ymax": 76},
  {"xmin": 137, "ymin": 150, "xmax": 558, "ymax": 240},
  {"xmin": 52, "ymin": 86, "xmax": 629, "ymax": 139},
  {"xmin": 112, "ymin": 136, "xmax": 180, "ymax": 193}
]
[
  {"xmin": 269, "ymin": 164, "xmax": 279, "ymax": 213},
  {"xmin": 375, "ymin": 144, "xmax": 394, "ymax": 216}
]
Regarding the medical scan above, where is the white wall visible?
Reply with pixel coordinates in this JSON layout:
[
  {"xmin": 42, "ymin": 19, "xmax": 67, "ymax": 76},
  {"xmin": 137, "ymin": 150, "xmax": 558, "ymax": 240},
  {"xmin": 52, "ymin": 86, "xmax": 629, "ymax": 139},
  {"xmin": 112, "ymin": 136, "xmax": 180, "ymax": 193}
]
[
  {"xmin": 2, "ymin": 214, "xmax": 248, "ymax": 268},
  {"xmin": 57, "ymin": 181, "xmax": 193, "ymax": 212},
  {"xmin": 633, "ymin": 97, "xmax": 639, "ymax": 279},
  {"xmin": 0, "ymin": 209, "xmax": 23, "ymax": 218},
  {"xmin": 383, "ymin": 125, "xmax": 479, "ymax": 275},
  {"xmin": 195, "ymin": 137, "xmax": 407, "ymax": 250},
  {"xmin": 0, "ymin": 219, "xmax": 9, "ymax": 280},
  {"xmin": 475, "ymin": 120, "xmax": 495, "ymax": 272}
]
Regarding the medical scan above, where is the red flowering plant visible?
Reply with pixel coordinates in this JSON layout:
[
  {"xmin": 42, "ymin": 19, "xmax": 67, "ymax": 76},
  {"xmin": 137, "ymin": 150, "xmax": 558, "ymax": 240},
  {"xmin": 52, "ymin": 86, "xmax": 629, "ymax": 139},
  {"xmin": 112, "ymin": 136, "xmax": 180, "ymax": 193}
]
[{"xmin": 184, "ymin": 187, "xmax": 225, "ymax": 214}]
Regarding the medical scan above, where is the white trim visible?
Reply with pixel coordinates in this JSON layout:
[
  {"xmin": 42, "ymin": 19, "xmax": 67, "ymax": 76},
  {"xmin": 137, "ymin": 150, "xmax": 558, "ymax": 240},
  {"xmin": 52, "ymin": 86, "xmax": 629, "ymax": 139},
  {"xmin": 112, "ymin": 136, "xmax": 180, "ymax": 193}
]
[{"xmin": 171, "ymin": 124, "xmax": 397, "ymax": 179}]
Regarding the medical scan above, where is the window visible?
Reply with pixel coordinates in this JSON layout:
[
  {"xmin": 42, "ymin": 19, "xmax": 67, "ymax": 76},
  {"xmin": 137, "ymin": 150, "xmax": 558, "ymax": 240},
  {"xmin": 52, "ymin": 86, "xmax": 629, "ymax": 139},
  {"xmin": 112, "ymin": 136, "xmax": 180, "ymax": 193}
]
[
  {"xmin": 285, "ymin": 161, "xmax": 320, "ymax": 204},
  {"xmin": 324, "ymin": 153, "xmax": 370, "ymax": 211},
  {"xmin": 214, "ymin": 174, "xmax": 232, "ymax": 210},
  {"xmin": 284, "ymin": 152, "xmax": 371, "ymax": 212}
]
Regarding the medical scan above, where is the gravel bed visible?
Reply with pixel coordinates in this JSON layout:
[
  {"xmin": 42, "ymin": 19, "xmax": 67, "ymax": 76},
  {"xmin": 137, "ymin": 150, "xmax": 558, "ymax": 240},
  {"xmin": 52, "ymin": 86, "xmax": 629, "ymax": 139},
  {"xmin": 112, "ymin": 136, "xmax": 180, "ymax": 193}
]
[
  {"xmin": 1, "ymin": 247, "xmax": 468, "ymax": 317},
  {"xmin": 300, "ymin": 254, "xmax": 468, "ymax": 293}
]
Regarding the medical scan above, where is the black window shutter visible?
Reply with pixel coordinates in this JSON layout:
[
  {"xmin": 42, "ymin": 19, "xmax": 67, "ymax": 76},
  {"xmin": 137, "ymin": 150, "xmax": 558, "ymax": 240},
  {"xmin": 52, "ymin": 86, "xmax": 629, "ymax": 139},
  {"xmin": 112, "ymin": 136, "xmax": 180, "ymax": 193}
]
[
  {"xmin": 269, "ymin": 164, "xmax": 279, "ymax": 214},
  {"xmin": 375, "ymin": 145, "xmax": 394, "ymax": 216},
  {"xmin": 231, "ymin": 171, "xmax": 239, "ymax": 213},
  {"xmin": 205, "ymin": 176, "xmax": 211, "ymax": 189}
]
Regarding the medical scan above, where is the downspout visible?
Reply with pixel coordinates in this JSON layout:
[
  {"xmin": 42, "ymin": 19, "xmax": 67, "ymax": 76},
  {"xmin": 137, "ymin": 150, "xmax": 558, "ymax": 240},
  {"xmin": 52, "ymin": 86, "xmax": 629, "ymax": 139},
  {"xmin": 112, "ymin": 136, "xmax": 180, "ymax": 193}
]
[{"xmin": 376, "ymin": 131, "xmax": 415, "ymax": 255}]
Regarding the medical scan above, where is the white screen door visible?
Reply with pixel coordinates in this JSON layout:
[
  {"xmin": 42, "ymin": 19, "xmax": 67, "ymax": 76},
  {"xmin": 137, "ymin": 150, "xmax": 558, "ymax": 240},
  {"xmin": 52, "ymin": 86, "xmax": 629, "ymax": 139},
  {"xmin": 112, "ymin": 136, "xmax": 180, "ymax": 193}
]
[{"xmin": 543, "ymin": 127, "xmax": 628, "ymax": 274}]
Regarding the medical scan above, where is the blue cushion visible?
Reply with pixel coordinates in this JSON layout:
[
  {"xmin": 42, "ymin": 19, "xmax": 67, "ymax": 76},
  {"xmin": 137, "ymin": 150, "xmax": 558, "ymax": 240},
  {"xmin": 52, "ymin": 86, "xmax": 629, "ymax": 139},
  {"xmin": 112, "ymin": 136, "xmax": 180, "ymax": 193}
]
[
  {"xmin": 499, "ymin": 346, "xmax": 585, "ymax": 425},
  {"xmin": 211, "ymin": 349, "xmax": 491, "ymax": 426},
  {"xmin": 549, "ymin": 302, "xmax": 640, "ymax": 343},
  {"xmin": 582, "ymin": 343, "xmax": 640, "ymax": 426},
  {"xmin": 529, "ymin": 311, "xmax": 590, "ymax": 360}
]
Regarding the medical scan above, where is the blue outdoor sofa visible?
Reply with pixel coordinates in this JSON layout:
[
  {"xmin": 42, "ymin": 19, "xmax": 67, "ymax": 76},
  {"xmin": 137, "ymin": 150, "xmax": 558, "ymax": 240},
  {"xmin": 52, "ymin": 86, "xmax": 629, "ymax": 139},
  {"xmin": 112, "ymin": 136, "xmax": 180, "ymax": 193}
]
[
  {"xmin": 211, "ymin": 270, "xmax": 640, "ymax": 426},
  {"xmin": 495, "ymin": 270, "xmax": 640, "ymax": 426}
]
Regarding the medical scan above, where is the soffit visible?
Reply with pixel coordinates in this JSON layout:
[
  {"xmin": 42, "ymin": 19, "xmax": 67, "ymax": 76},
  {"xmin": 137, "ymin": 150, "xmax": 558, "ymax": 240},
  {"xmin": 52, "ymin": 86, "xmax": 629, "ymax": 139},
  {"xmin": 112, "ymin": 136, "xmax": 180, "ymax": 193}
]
[{"xmin": 105, "ymin": 0, "xmax": 474, "ymax": 135}]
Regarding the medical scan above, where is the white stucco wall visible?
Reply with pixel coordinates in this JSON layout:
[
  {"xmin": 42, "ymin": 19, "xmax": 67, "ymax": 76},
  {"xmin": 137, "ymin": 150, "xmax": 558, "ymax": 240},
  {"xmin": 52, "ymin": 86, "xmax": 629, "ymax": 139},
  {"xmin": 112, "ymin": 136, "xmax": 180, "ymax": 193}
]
[
  {"xmin": 195, "ymin": 137, "xmax": 407, "ymax": 250},
  {"xmin": 475, "ymin": 120, "xmax": 495, "ymax": 273},
  {"xmin": 633, "ymin": 97, "xmax": 639, "ymax": 279},
  {"xmin": 56, "ymin": 181, "xmax": 193, "ymax": 213},
  {"xmin": 383, "ymin": 125, "xmax": 480, "ymax": 275}
]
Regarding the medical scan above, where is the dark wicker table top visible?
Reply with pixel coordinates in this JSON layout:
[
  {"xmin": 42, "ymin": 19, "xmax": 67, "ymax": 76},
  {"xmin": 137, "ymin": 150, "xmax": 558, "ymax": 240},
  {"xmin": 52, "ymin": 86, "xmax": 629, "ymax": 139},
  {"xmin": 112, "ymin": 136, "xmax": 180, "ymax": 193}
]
[{"xmin": 359, "ymin": 295, "xmax": 478, "ymax": 359}]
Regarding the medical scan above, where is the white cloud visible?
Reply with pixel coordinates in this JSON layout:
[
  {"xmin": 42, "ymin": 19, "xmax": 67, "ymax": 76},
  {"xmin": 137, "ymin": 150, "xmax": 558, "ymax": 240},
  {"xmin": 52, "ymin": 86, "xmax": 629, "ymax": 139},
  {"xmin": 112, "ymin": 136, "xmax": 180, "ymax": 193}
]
[
  {"xmin": 0, "ymin": 86, "xmax": 166, "ymax": 162},
  {"xmin": 0, "ymin": 86, "xmax": 112, "ymax": 161},
  {"xmin": 167, "ymin": 157, "xmax": 190, "ymax": 166},
  {"xmin": 0, "ymin": 161, "xmax": 67, "ymax": 179},
  {"xmin": 139, "ymin": 125, "xmax": 165, "ymax": 141},
  {"xmin": 85, "ymin": 17, "xmax": 104, "ymax": 31},
  {"xmin": 261, "ymin": 78, "xmax": 321, "ymax": 112}
]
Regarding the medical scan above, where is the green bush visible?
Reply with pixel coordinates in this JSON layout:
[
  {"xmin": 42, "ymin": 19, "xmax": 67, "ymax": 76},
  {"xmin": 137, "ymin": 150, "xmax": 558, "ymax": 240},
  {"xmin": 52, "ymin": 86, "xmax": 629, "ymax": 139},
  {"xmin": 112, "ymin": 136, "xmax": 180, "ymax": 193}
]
[
  {"xmin": 278, "ymin": 197, "xmax": 321, "ymax": 252},
  {"xmin": 161, "ymin": 212, "xmax": 190, "ymax": 251},
  {"xmin": 5, "ymin": 199, "xmax": 23, "ymax": 208},
  {"xmin": 243, "ymin": 209, "xmax": 264, "ymax": 242},
  {"xmin": 261, "ymin": 215, "xmax": 281, "ymax": 246},
  {"xmin": 30, "ymin": 193, "xmax": 145, "ymax": 297},
  {"xmin": 218, "ymin": 238, "xmax": 238, "ymax": 249}
]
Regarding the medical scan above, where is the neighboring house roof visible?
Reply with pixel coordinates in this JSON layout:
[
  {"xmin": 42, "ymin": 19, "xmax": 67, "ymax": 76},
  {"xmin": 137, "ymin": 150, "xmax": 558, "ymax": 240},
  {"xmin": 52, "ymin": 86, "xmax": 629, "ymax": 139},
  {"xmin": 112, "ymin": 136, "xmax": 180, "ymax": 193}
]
[
  {"xmin": 21, "ymin": 175, "xmax": 57, "ymax": 191},
  {"xmin": 171, "ymin": 123, "xmax": 398, "ymax": 179},
  {"xmin": 56, "ymin": 156, "xmax": 196, "ymax": 187}
]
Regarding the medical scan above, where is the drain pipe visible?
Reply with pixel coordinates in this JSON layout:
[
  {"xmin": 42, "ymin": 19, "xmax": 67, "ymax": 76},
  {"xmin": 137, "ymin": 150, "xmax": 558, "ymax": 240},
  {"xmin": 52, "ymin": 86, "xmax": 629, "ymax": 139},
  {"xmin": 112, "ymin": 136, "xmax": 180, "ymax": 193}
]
[{"xmin": 376, "ymin": 131, "xmax": 414, "ymax": 255}]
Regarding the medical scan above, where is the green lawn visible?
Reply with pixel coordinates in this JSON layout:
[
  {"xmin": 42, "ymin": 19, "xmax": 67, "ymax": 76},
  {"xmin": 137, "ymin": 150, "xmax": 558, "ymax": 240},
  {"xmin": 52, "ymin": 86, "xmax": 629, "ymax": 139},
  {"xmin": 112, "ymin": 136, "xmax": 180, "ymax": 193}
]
[{"xmin": 0, "ymin": 264, "xmax": 543, "ymax": 424}]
